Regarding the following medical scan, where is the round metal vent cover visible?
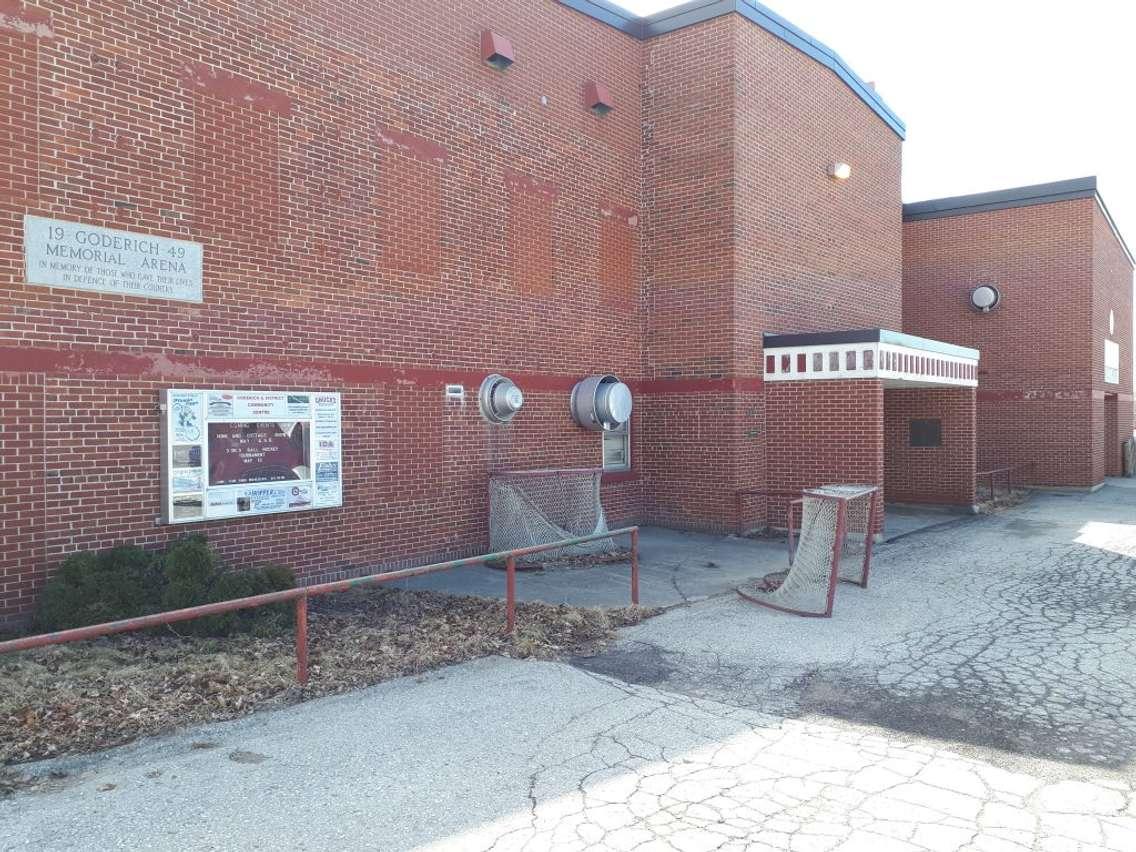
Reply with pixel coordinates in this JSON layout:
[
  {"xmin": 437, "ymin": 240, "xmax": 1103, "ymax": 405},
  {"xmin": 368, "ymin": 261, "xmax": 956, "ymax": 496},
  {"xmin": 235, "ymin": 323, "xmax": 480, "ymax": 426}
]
[
  {"xmin": 571, "ymin": 374, "xmax": 633, "ymax": 432},
  {"xmin": 479, "ymin": 374, "xmax": 524, "ymax": 423},
  {"xmin": 970, "ymin": 284, "xmax": 1001, "ymax": 313}
]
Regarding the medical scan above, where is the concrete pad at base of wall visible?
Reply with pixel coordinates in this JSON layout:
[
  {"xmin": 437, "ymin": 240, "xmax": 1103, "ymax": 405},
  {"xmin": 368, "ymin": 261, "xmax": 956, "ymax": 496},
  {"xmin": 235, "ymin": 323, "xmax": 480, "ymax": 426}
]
[
  {"xmin": 394, "ymin": 526, "xmax": 793, "ymax": 609},
  {"xmin": 887, "ymin": 501, "xmax": 977, "ymax": 515},
  {"xmin": 1029, "ymin": 482, "xmax": 1106, "ymax": 493},
  {"xmin": 883, "ymin": 502, "xmax": 977, "ymax": 541}
]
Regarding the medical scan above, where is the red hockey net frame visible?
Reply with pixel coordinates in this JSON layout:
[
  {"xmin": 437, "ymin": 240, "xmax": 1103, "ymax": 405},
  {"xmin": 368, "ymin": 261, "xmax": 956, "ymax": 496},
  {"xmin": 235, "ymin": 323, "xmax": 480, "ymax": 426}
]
[
  {"xmin": 738, "ymin": 484, "xmax": 879, "ymax": 618},
  {"xmin": 788, "ymin": 484, "xmax": 879, "ymax": 589}
]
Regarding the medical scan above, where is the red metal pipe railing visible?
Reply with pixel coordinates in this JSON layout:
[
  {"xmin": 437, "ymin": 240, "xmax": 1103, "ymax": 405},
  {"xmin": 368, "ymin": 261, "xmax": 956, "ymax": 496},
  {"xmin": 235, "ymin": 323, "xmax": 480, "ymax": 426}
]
[
  {"xmin": 976, "ymin": 462, "xmax": 1034, "ymax": 504},
  {"xmin": 0, "ymin": 527, "xmax": 639, "ymax": 686}
]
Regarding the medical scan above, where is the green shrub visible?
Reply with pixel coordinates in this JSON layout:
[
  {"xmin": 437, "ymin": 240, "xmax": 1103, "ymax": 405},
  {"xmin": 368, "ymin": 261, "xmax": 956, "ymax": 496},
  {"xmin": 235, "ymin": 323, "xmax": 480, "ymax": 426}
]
[
  {"xmin": 202, "ymin": 564, "xmax": 296, "ymax": 636},
  {"xmin": 36, "ymin": 545, "xmax": 163, "ymax": 631},
  {"xmin": 160, "ymin": 534, "xmax": 218, "ymax": 613},
  {"xmin": 35, "ymin": 536, "xmax": 296, "ymax": 637}
]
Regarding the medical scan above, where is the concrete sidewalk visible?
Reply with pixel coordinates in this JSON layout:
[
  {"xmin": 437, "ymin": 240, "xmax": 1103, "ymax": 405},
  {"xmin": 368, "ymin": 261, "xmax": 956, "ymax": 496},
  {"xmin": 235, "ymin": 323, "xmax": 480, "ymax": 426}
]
[
  {"xmin": 7, "ymin": 486, "xmax": 1136, "ymax": 850},
  {"xmin": 394, "ymin": 506, "xmax": 967, "ymax": 609},
  {"xmin": 393, "ymin": 526, "xmax": 789, "ymax": 608}
]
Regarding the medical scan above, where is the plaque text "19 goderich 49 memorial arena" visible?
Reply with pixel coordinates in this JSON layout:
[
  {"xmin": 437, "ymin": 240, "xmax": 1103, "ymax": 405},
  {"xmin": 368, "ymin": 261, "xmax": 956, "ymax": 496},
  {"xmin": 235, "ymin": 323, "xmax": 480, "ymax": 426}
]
[{"xmin": 24, "ymin": 215, "xmax": 204, "ymax": 303}]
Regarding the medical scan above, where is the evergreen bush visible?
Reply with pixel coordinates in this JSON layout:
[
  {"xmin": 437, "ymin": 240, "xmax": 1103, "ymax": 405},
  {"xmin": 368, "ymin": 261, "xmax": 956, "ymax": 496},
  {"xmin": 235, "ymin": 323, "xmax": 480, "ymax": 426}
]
[{"xmin": 35, "ymin": 537, "xmax": 295, "ymax": 636}]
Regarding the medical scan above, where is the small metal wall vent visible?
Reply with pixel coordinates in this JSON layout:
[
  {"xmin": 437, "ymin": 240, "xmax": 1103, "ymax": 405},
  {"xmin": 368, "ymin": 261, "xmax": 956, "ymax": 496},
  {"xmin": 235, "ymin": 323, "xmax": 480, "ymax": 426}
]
[{"xmin": 479, "ymin": 374, "xmax": 524, "ymax": 423}]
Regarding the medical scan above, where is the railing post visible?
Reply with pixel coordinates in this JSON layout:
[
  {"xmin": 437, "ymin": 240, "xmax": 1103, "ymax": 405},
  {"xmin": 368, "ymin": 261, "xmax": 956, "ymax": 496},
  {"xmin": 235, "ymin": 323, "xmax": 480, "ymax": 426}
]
[
  {"xmin": 630, "ymin": 528, "xmax": 640, "ymax": 606},
  {"xmin": 788, "ymin": 501, "xmax": 797, "ymax": 565},
  {"xmin": 295, "ymin": 595, "xmax": 309, "ymax": 686},
  {"xmin": 505, "ymin": 555, "xmax": 516, "ymax": 634}
]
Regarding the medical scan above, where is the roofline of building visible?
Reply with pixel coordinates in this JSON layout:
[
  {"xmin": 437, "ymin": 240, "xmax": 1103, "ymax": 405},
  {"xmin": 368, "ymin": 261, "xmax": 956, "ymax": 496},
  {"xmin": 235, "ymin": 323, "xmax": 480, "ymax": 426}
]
[
  {"xmin": 903, "ymin": 177, "xmax": 1135, "ymax": 267},
  {"xmin": 763, "ymin": 328, "xmax": 980, "ymax": 360},
  {"xmin": 556, "ymin": 0, "xmax": 906, "ymax": 139}
]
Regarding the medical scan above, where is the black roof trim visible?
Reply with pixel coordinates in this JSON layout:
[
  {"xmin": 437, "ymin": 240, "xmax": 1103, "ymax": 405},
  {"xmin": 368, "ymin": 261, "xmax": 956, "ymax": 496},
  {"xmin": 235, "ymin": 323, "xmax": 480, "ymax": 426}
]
[
  {"xmin": 763, "ymin": 329, "xmax": 881, "ymax": 348},
  {"xmin": 904, "ymin": 177, "xmax": 1134, "ymax": 267},
  {"xmin": 902, "ymin": 177, "xmax": 1097, "ymax": 222}
]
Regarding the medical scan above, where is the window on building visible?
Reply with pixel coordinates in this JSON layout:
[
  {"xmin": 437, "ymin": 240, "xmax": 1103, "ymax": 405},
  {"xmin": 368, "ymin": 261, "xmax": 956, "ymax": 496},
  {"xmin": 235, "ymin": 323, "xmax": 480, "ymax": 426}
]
[
  {"xmin": 602, "ymin": 422, "xmax": 630, "ymax": 471},
  {"xmin": 910, "ymin": 418, "xmax": 942, "ymax": 448},
  {"xmin": 1105, "ymin": 339, "xmax": 1120, "ymax": 384}
]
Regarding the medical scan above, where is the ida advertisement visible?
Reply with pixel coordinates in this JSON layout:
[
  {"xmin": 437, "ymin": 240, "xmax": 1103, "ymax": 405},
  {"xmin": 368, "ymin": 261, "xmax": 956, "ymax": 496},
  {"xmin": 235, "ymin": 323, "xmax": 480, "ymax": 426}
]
[{"xmin": 161, "ymin": 389, "xmax": 343, "ymax": 524}]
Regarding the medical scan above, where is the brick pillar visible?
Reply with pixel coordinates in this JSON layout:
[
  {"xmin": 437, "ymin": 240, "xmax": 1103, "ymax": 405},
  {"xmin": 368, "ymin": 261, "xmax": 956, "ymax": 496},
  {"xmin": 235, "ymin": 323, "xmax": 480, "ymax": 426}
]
[{"xmin": 764, "ymin": 379, "xmax": 884, "ymax": 530}]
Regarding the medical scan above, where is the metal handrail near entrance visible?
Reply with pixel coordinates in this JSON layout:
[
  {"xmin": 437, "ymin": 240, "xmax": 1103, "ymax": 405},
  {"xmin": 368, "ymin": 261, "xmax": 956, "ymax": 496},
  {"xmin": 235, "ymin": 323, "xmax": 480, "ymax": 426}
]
[
  {"xmin": 976, "ymin": 462, "xmax": 1034, "ymax": 504},
  {"xmin": 0, "ymin": 527, "xmax": 640, "ymax": 686}
]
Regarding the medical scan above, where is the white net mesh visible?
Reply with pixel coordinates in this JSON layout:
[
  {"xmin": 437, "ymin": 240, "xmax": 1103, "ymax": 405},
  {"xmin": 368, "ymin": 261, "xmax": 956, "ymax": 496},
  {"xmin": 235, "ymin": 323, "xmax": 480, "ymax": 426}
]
[
  {"xmin": 819, "ymin": 484, "xmax": 877, "ymax": 587},
  {"xmin": 740, "ymin": 494, "xmax": 842, "ymax": 616},
  {"xmin": 489, "ymin": 469, "xmax": 619, "ymax": 558},
  {"xmin": 738, "ymin": 484, "xmax": 878, "ymax": 616}
]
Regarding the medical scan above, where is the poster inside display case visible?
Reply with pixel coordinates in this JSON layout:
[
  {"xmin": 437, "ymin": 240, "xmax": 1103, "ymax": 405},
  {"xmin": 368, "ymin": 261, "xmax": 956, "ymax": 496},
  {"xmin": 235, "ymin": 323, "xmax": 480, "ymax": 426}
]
[{"xmin": 161, "ymin": 389, "xmax": 343, "ymax": 524}]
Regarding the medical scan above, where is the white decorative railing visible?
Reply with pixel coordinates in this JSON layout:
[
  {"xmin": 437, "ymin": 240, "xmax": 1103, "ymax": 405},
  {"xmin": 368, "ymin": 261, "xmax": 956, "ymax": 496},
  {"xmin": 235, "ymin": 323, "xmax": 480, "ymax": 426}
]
[{"xmin": 763, "ymin": 331, "xmax": 979, "ymax": 388}]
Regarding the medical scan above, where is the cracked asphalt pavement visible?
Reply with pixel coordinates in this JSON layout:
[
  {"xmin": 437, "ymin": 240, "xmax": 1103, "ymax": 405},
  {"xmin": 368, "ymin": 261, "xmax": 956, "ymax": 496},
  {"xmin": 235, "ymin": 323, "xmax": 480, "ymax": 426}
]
[{"xmin": 6, "ymin": 485, "xmax": 1136, "ymax": 850}]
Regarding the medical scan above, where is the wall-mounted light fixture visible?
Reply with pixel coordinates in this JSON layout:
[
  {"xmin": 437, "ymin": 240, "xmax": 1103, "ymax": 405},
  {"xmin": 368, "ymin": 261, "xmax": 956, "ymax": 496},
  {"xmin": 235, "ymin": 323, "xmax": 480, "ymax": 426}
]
[
  {"xmin": 827, "ymin": 162, "xmax": 852, "ymax": 181},
  {"xmin": 584, "ymin": 81, "xmax": 613, "ymax": 116},
  {"xmin": 969, "ymin": 283, "xmax": 1001, "ymax": 313},
  {"xmin": 481, "ymin": 30, "xmax": 514, "ymax": 71}
]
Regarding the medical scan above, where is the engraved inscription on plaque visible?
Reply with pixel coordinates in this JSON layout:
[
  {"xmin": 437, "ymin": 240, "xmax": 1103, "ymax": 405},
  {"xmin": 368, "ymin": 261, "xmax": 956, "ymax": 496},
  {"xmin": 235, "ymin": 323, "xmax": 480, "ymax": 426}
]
[{"xmin": 24, "ymin": 215, "xmax": 203, "ymax": 303}]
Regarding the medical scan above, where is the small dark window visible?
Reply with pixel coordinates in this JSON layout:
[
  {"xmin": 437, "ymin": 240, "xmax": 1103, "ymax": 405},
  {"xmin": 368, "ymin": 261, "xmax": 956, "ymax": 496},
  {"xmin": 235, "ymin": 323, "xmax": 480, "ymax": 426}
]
[{"xmin": 910, "ymin": 418, "xmax": 942, "ymax": 448}]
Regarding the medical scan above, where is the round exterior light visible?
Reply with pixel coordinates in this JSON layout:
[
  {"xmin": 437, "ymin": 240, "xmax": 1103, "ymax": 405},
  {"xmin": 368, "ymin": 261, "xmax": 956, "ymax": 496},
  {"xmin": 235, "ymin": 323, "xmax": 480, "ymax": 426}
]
[
  {"xmin": 827, "ymin": 162, "xmax": 852, "ymax": 181},
  {"xmin": 479, "ymin": 374, "xmax": 524, "ymax": 423},
  {"xmin": 969, "ymin": 284, "xmax": 1001, "ymax": 313},
  {"xmin": 571, "ymin": 374, "xmax": 633, "ymax": 432}
]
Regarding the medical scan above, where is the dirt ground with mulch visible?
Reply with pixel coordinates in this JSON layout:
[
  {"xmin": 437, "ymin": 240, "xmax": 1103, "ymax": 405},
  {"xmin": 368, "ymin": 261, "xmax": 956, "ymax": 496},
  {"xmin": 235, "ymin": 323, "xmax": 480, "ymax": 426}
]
[
  {"xmin": 976, "ymin": 489, "xmax": 1031, "ymax": 513},
  {"xmin": 0, "ymin": 588, "xmax": 656, "ymax": 776}
]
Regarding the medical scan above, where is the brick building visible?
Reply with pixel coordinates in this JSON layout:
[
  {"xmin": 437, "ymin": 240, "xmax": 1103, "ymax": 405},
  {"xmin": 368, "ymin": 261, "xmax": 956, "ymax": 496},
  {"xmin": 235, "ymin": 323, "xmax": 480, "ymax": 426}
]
[
  {"xmin": 0, "ymin": 0, "xmax": 1128, "ymax": 624},
  {"xmin": 904, "ymin": 178, "xmax": 1135, "ymax": 490}
]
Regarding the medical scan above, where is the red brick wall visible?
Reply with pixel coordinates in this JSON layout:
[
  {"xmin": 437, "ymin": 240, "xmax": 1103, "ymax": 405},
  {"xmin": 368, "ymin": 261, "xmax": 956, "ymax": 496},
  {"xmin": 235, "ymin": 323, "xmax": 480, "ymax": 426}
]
[
  {"xmin": 884, "ymin": 388, "xmax": 976, "ymax": 506},
  {"xmin": 638, "ymin": 18, "xmax": 742, "ymax": 527},
  {"xmin": 903, "ymin": 199, "xmax": 1103, "ymax": 487},
  {"xmin": 763, "ymin": 380, "xmax": 884, "ymax": 530},
  {"xmin": 0, "ymin": 374, "xmax": 45, "ymax": 624},
  {"xmin": 0, "ymin": 0, "xmax": 647, "ymax": 624},
  {"xmin": 735, "ymin": 18, "xmax": 903, "ymax": 344},
  {"xmin": 1091, "ymin": 205, "xmax": 1135, "ymax": 480},
  {"xmin": 0, "ymin": 0, "xmax": 907, "ymax": 623},
  {"xmin": 639, "ymin": 16, "xmax": 902, "ymax": 531}
]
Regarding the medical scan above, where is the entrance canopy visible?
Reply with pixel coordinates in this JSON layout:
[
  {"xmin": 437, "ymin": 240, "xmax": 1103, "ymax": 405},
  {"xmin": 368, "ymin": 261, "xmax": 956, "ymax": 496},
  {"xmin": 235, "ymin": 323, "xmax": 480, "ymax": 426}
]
[{"xmin": 763, "ymin": 328, "xmax": 979, "ymax": 389}]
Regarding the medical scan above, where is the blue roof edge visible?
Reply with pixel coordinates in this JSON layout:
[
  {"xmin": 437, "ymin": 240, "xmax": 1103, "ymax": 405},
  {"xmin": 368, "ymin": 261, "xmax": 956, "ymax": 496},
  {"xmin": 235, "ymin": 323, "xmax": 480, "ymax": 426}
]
[{"xmin": 556, "ymin": 0, "xmax": 906, "ymax": 140}]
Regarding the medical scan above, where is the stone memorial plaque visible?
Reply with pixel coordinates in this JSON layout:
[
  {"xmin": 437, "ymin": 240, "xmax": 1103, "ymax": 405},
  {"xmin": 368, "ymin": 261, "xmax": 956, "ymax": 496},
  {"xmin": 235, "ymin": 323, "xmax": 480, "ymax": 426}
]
[{"xmin": 24, "ymin": 215, "xmax": 203, "ymax": 302}]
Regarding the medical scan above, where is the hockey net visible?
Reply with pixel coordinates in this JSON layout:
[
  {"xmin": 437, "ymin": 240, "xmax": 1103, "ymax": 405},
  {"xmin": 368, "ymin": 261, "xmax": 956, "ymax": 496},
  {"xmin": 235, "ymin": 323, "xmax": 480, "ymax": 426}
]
[
  {"xmin": 737, "ymin": 485, "xmax": 878, "ymax": 617},
  {"xmin": 813, "ymin": 484, "xmax": 877, "ymax": 588},
  {"xmin": 489, "ymin": 468, "xmax": 621, "ymax": 561}
]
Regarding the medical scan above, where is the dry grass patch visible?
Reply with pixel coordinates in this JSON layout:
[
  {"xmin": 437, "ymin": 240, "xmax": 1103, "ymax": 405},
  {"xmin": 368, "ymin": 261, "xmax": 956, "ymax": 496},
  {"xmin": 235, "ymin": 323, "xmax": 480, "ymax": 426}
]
[{"xmin": 1, "ymin": 589, "xmax": 656, "ymax": 766}]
